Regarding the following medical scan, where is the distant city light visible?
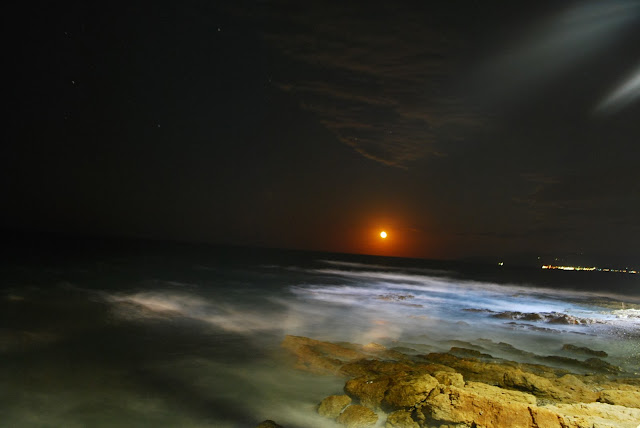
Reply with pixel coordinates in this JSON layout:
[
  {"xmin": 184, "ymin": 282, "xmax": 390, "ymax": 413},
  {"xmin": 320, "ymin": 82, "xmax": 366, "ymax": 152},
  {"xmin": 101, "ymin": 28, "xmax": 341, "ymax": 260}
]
[{"xmin": 542, "ymin": 265, "xmax": 637, "ymax": 274}]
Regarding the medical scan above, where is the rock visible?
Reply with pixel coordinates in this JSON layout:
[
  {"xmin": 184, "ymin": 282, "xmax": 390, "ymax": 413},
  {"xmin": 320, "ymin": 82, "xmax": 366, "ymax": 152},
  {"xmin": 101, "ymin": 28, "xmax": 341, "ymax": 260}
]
[
  {"xmin": 546, "ymin": 313, "xmax": 585, "ymax": 324},
  {"xmin": 502, "ymin": 369, "xmax": 555, "ymax": 396},
  {"xmin": 382, "ymin": 373, "xmax": 440, "ymax": 409},
  {"xmin": 256, "ymin": 420, "xmax": 283, "ymax": 428},
  {"xmin": 363, "ymin": 342, "xmax": 388, "ymax": 352},
  {"xmin": 492, "ymin": 311, "xmax": 544, "ymax": 321},
  {"xmin": 345, "ymin": 376, "xmax": 392, "ymax": 409},
  {"xmin": 501, "ymin": 369, "xmax": 599, "ymax": 403},
  {"xmin": 434, "ymin": 371, "xmax": 465, "ymax": 388},
  {"xmin": 544, "ymin": 402, "xmax": 640, "ymax": 428},
  {"xmin": 281, "ymin": 335, "xmax": 367, "ymax": 374},
  {"xmin": 318, "ymin": 394, "xmax": 352, "ymax": 418},
  {"xmin": 418, "ymin": 352, "xmax": 599, "ymax": 403},
  {"xmin": 562, "ymin": 344, "xmax": 608, "ymax": 357},
  {"xmin": 528, "ymin": 407, "xmax": 564, "ymax": 428},
  {"xmin": 282, "ymin": 336, "xmax": 640, "ymax": 427},
  {"xmin": 491, "ymin": 311, "xmax": 589, "ymax": 324},
  {"xmin": 385, "ymin": 410, "xmax": 419, "ymax": 428},
  {"xmin": 598, "ymin": 389, "xmax": 640, "ymax": 408},
  {"xmin": 582, "ymin": 357, "xmax": 621, "ymax": 373},
  {"xmin": 344, "ymin": 373, "xmax": 439, "ymax": 411},
  {"xmin": 448, "ymin": 347, "xmax": 493, "ymax": 359},
  {"xmin": 340, "ymin": 359, "xmax": 415, "ymax": 378},
  {"xmin": 416, "ymin": 382, "xmax": 538, "ymax": 428},
  {"xmin": 336, "ymin": 404, "xmax": 378, "ymax": 428}
]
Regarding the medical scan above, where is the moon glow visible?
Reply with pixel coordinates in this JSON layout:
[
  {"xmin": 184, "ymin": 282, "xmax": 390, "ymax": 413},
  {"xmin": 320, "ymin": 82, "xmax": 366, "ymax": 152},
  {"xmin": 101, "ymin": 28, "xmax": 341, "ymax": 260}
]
[{"xmin": 380, "ymin": 231, "xmax": 387, "ymax": 239}]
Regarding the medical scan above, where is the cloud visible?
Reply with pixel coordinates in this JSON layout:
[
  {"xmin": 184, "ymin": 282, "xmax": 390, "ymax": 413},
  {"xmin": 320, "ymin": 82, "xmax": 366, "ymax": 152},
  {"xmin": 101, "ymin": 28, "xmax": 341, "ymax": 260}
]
[
  {"xmin": 263, "ymin": 1, "xmax": 482, "ymax": 167},
  {"xmin": 475, "ymin": 1, "xmax": 640, "ymax": 110},
  {"xmin": 595, "ymin": 62, "xmax": 640, "ymax": 114},
  {"xmin": 511, "ymin": 169, "xmax": 640, "ymax": 248}
]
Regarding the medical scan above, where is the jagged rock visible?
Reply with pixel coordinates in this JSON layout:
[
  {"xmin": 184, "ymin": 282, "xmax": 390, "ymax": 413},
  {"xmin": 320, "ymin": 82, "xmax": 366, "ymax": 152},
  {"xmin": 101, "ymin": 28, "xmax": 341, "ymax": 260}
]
[
  {"xmin": 382, "ymin": 373, "xmax": 440, "ymax": 409},
  {"xmin": 491, "ymin": 311, "xmax": 589, "ymax": 324},
  {"xmin": 336, "ymin": 404, "xmax": 378, "ymax": 428},
  {"xmin": 281, "ymin": 336, "xmax": 640, "ymax": 427},
  {"xmin": 419, "ymin": 352, "xmax": 512, "ymax": 385},
  {"xmin": 598, "ymin": 389, "xmax": 640, "ymax": 408},
  {"xmin": 318, "ymin": 394, "xmax": 352, "ymax": 418},
  {"xmin": 492, "ymin": 311, "xmax": 544, "ymax": 321},
  {"xmin": 562, "ymin": 344, "xmax": 608, "ymax": 357},
  {"xmin": 502, "ymin": 369, "xmax": 556, "ymax": 396},
  {"xmin": 344, "ymin": 373, "xmax": 439, "ymax": 410},
  {"xmin": 385, "ymin": 410, "xmax": 419, "ymax": 428},
  {"xmin": 544, "ymin": 402, "xmax": 640, "ymax": 428},
  {"xmin": 256, "ymin": 420, "xmax": 283, "ymax": 428},
  {"xmin": 418, "ymin": 352, "xmax": 601, "ymax": 403},
  {"xmin": 345, "ymin": 376, "xmax": 392, "ymax": 409},
  {"xmin": 415, "ymin": 382, "xmax": 538, "ymax": 428},
  {"xmin": 502, "ymin": 368, "xmax": 599, "ymax": 403},
  {"xmin": 546, "ymin": 313, "xmax": 586, "ymax": 324},
  {"xmin": 433, "ymin": 371, "xmax": 464, "ymax": 388},
  {"xmin": 528, "ymin": 407, "xmax": 564, "ymax": 428}
]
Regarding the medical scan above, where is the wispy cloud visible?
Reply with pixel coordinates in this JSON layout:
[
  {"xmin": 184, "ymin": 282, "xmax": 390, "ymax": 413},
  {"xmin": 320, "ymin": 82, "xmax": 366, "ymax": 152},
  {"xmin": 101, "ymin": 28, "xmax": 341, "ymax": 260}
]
[{"xmin": 263, "ymin": 1, "xmax": 482, "ymax": 167}]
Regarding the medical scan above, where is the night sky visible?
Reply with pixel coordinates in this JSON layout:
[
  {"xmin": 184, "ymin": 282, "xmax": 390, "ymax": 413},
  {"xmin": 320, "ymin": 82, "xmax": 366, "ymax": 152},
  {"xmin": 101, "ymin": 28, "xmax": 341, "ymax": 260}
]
[{"xmin": 4, "ymin": 0, "xmax": 640, "ymax": 266}]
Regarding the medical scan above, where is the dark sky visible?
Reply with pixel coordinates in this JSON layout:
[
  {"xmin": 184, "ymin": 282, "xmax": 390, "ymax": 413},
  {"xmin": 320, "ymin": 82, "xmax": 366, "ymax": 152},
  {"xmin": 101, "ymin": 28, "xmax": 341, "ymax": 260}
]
[{"xmin": 3, "ymin": 0, "xmax": 640, "ymax": 265}]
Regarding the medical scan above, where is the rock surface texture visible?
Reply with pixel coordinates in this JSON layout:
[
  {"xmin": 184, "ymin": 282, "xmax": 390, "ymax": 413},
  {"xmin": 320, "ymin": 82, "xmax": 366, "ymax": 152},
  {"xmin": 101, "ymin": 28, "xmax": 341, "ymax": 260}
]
[{"xmin": 281, "ymin": 335, "xmax": 640, "ymax": 428}]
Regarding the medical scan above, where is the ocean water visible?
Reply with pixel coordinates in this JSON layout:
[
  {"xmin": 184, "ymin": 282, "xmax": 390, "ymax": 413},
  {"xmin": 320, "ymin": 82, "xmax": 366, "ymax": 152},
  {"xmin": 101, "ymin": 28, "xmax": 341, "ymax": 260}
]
[{"xmin": 1, "ymin": 242, "xmax": 639, "ymax": 427}]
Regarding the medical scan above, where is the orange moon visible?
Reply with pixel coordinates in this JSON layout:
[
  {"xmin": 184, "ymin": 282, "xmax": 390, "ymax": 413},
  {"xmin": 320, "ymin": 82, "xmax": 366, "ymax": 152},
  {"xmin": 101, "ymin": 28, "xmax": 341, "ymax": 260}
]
[{"xmin": 380, "ymin": 231, "xmax": 387, "ymax": 239}]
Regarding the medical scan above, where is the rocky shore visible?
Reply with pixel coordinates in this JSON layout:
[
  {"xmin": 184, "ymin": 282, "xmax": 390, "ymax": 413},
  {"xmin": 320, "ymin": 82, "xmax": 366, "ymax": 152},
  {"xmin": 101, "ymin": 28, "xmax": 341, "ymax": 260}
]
[{"xmin": 258, "ymin": 335, "xmax": 640, "ymax": 428}]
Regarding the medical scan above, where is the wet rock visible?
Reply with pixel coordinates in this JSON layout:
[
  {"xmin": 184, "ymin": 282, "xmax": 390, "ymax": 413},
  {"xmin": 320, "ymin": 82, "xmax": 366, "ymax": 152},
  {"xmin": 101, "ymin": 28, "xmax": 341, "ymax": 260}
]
[
  {"xmin": 491, "ymin": 311, "xmax": 589, "ymax": 324},
  {"xmin": 545, "ymin": 313, "xmax": 585, "ymax": 324},
  {"xmin": 582, "ymin": 357, "xmax": 621, "ymax": 373},
  {"xmin": 318, "ymin": 394, "xmax": 353, "ymax": 418},
  {"xmin": 281, "ymin": 335, "xmax": 367, "ymax": 374},
  {"xmin": 385, "ymin": 410, "xmax": 419, "ymax": 428},
  {"xmin": 363, "ymin": 342, "xmax": 388, "ymax": 352},
  {"xmin": 448, "ymin": 347, "xmax": 493, "ymax": 359},
  {"xmin": 340, "ymin": 359, "xmax": 415, "ymax": 378},
  {"xmin": 441, "ymin": 339, "xmax": 488, "ymax": 351},
  {"xmin": 336, "ymin": 404, "xmax": 378, "ymax": 428},
  {"xmin": 562, "ymin": 343, "xmax": 608, "ymax": 357},
  {"xmin": 391, "ymin": 346, "xmax": 419, "ymax": 354},
  {"xmin": 256, "ymin": 420, "xmax": 283, "ymax": 428},
  {"xmin": 377, "ymin": 294, "xmax": 415, "ymax": 301},
  {"xmin": 492, "ymin": 311, "xmax": 544, "ymax": 321}
]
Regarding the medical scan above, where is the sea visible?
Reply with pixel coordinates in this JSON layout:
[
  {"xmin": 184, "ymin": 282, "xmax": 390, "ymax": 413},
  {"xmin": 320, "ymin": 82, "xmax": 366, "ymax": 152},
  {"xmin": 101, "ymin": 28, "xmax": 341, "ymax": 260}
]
[{"xmin": 1, "ymin": 239, "xmax": 639, "ymax": 427}]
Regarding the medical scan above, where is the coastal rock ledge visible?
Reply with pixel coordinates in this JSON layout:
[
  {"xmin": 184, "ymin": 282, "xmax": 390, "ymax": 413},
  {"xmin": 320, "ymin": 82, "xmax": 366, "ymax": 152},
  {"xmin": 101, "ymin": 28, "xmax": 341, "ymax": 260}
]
[{"xmin": 282, "ymin": 335, "xmax": 640, "ymax": 428}]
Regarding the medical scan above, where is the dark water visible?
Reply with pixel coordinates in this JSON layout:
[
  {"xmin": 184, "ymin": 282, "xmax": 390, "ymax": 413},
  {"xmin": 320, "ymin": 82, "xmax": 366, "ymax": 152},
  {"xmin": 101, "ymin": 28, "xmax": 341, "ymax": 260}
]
[{"xmin": 1, "ymin": 240, "xmax": 639, "ymax": 427}]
